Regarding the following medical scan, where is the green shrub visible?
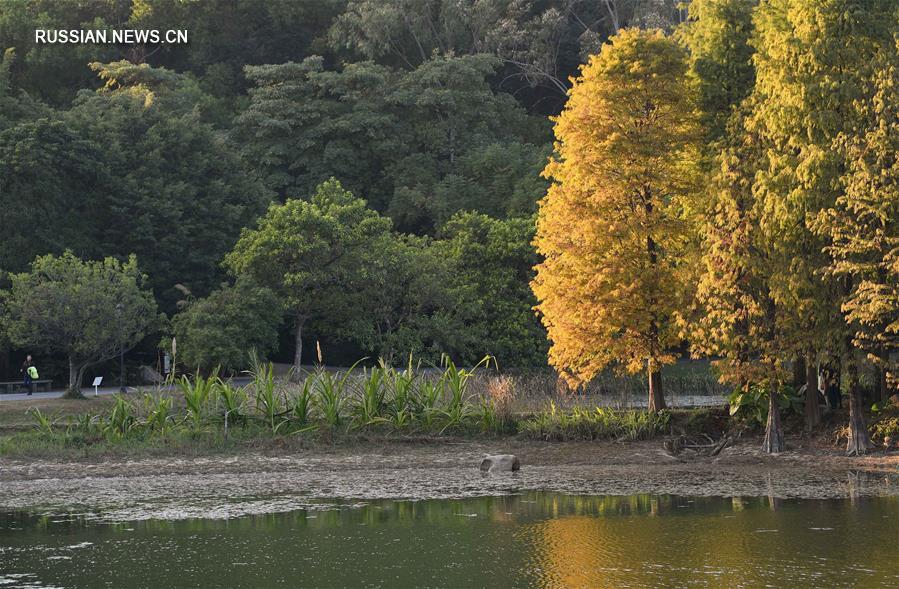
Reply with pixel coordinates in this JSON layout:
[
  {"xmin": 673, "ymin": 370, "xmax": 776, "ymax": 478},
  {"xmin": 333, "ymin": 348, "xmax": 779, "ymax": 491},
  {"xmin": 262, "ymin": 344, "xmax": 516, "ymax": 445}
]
[
  {"xmin": 727, "ymin": 383, "xmax": 801, "ymax": 427},
  {"xmin": 169, "ymin": 278, "xmax": 282, "ymax": 374},
  {"xmin": 871, "ymin": 416, "xmax": 899, "ymax": 442}
]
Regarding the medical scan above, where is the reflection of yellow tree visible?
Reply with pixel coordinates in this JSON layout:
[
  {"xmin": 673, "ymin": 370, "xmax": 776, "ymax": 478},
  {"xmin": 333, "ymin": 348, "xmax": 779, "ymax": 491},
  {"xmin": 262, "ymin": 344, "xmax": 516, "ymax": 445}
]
[
  {"xmin": 521, "ymin": 494, "xmax": 774, "ymax": 588},
  {"xmin": 521, "ymin": 494, "xmax": 672, "ymax": 588}
]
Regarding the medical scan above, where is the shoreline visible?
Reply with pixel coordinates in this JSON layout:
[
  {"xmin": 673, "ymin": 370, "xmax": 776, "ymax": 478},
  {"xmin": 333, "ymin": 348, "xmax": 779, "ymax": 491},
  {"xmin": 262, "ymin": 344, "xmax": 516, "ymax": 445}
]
[{"xmin": 2, "ymin": 438, "xmax": 898, "ymax": 522}]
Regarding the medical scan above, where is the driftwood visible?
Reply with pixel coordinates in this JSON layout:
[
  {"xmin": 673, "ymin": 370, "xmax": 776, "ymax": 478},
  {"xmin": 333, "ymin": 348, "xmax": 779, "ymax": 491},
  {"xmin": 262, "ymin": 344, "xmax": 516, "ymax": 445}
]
[{"xmin": 663, "ymin": 434, "xmax": 731, "ymax": 458}]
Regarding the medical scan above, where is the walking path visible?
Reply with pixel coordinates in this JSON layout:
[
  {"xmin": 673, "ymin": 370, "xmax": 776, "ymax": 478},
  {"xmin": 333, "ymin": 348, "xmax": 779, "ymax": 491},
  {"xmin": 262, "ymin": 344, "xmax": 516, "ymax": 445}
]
[{"xmin": 0, "ymin": 378, "xmax": 254, "ymax": 401}]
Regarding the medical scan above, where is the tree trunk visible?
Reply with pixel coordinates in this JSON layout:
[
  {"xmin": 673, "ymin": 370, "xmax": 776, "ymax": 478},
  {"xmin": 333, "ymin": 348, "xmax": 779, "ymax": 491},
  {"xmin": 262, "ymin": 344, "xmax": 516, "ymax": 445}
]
[
  {"xmin": 845, "ymin": 359, "xmax": 873, "ymax": 456},
  {"xmin": 875, "ymin": 363, "xmax": 888, "ymax": 404},
  {"xmin": 792, "ymin": 355, "xmax": 805, "ymax": 390},
  {"xmin": 825, "ymin": 364, "xmax": 841, "ymax": 410},
  {"xmin": 644, "ymin": 198, "xmax": 665, "ymax": 414},
  {"xmin": 763, "ymin": 380, "xmax": 784, "ymax": 454},
  {"xmin": 804, "ymin": 353, "xmax": 821, "ymax": 431},
  {"xmin": 647, "ymin": 359, "xmax": 666, "ymax": 412},
  {"xmin": 63, "ymin": 356, "xmax": 85, "ymax": 399},
  {"xmin": 293, "ymin": 317, "xmax": 305, "ymax": 376}
]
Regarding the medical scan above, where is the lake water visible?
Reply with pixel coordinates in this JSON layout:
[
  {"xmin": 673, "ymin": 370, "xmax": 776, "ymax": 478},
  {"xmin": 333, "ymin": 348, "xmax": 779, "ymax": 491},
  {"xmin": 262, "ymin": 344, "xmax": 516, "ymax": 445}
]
[{"xmin": 1, "ymin": 493, "xmax": 897, "ymax": 588}]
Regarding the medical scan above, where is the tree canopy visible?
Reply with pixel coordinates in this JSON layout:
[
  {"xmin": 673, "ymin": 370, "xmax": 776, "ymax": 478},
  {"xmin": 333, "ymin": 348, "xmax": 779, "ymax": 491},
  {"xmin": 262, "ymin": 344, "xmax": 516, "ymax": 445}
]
[
  {"xmin": 225, "ymin": 179, "xmax": 394, "ymax": 371},
  {"xmin": 3, "ymin": 252, "xmax": 158, "ymax": 397}
]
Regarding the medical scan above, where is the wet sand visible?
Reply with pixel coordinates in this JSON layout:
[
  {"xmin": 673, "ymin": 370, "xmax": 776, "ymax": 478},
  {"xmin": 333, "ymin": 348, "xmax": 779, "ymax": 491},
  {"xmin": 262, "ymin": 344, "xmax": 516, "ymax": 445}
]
[{"xmin": 1, "ymin": 439, "xmax": 897, "ymax": 521}]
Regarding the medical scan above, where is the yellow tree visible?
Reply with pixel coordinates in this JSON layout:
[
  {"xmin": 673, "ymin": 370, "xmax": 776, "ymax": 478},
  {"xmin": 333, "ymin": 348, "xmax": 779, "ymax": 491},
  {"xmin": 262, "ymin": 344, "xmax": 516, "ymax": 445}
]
[
  {"xmin": 532, "ymin": 29, "xmax": 701, "ymax": 411},
  {"xmin": 685, "ymin": 107, "xmax": 791, "ymax": 453},
  {"xmin": 822, "ymin": 44, "xmax": 899, "ymax": 408},
  {"xmin": 679, "ymin": 1, "xmax": 792, "ymax": 451},
  {"xmin": 751, "ymin": 0, "xmax": 895, "ymax": 454}
]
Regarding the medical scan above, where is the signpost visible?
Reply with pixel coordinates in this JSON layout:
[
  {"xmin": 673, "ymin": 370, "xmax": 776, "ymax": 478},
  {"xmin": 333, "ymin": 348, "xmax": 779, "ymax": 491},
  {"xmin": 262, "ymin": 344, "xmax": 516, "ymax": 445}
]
[{"xmin": 92, "ymin": 376, "xmax": 103, "ymax": 397}]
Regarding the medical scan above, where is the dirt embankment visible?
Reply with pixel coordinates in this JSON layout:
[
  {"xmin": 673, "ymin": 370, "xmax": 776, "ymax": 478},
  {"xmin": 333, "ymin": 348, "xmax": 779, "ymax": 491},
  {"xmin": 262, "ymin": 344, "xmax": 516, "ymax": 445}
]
[{"xmin": 1, "ymin": 437, "xmax": 897, "ymax": 521}]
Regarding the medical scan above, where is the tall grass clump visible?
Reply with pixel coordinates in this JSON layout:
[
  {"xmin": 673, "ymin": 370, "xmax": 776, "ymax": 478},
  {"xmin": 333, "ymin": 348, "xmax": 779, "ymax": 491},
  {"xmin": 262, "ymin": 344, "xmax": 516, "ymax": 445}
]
[
  {"xmin": 520, "ymin": 403, "xmax": 669, "ymax": 441},
  {"xmin": 217, "ymin": 380, "xmax": 247, "ymax": 423},
  {"xmin": 178, "ymin": 370, "xmax": 218, "ymax": 429},
  {"xmin": 249, "ymin": 353, "xmax": 285, "ymax": 433},
  {"xmin": 388, "ymin": 361, "xmax": 416, "ymax": 429},
  {"xmin": 291, "ymin": 377, "xmax": 315, "ymax": 427},
  {"xmin": 353, "ymin": 363, "xmax": 388, "ymax": 428},
  {"xmin": 28, "ymin": 408, "xmax": 57, "ymax": 436},
  {"xmin": 313, "ymin": 365, "xmax": 357, "ymax": 428},
  {"xmin": 102, "ymin": 395, "xmax": 139, "ymax": 440},
  {"xmin": 439, "ymin": 355, "xmax": 491, "ymax": 432},
  {"xmin": 143, "ymin": 393, "xmax": 174, "ymax": 433},
  {"xmin": 416, "ymin": 378, "xmax": 443, "ymax": 430},
  {"xmin": 477, "ymin": 375, "xmax": 516, "ymax": 434}
]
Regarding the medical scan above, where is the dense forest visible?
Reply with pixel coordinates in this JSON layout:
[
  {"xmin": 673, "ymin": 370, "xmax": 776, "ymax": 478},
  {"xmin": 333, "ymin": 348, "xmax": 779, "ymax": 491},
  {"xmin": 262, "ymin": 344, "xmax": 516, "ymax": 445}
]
[
  {"xmin": 1, "ymin": 0, "xmax": 897, "ymax": 454},
  {"xmin": 0, "ymin": 0, "xmax": 687, "ymax": 375}
]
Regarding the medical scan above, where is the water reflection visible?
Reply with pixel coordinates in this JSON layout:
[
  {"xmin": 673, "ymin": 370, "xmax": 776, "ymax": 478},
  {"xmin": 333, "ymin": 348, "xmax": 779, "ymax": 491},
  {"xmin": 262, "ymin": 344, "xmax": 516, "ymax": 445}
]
[{"xmin": 2, "ymin": 493, "xmax": 898, "ymax": 588}]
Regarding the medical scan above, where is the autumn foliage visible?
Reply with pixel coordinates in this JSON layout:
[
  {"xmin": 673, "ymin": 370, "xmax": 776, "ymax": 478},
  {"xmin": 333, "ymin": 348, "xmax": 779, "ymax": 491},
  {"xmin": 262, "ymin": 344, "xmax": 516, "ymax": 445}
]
[{"xmin": 532, "ymin": 29, "xmax": 700, "ymax": 411}]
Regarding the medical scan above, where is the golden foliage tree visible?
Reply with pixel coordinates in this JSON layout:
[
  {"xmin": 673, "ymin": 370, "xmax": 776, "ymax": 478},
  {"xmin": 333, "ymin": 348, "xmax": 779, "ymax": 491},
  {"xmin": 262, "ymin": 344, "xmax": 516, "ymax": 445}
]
[
  {"xmin": 532, "ymin": 28, "xmax": 701, "ymax": 412},
  {"xmin": 751, "ymin": 0, "xmax": 896, "ymax": 454},
  {"xmin": 821, "ymin": 40, "xmax": 899, "ymax": 409},
  {"xmin": 678, "ymin": 1, "xmax": 792, "ymax": 452}
]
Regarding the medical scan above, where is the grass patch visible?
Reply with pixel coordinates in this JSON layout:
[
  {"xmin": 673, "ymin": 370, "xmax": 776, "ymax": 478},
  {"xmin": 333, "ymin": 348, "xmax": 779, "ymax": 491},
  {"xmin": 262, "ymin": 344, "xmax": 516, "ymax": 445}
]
[{"xmin": 518, "ymin": 403, "xmax": 670, "ymax": 441}]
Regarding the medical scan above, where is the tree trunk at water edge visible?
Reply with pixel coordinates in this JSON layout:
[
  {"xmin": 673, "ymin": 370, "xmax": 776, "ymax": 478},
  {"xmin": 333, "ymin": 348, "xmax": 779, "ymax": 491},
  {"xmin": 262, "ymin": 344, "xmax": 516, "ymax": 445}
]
[
  {"xmin": 792, "ymin": 355, "xmax": 805, "ymax": 390},
  {"xmin": 763, "ymin": 384, "xmax": 784, "ymax": 453},
  {"xmin": 804, "ymin": 353, "xmax": 821, "ymax": 431},
  {"xmin": 648, "ymin": 360, "xmax": 666, "ymax": 412},
  {"xmin": 846, "ymin": 360, "xmax": 873, "ymax": 456}
]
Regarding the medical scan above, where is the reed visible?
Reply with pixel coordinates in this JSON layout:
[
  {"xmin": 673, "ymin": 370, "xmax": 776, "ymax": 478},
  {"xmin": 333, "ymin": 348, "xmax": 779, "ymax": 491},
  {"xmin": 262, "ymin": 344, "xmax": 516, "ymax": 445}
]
[{"xmin": 519, "ymin": 404, "xmax": 669, "ymax": 441}]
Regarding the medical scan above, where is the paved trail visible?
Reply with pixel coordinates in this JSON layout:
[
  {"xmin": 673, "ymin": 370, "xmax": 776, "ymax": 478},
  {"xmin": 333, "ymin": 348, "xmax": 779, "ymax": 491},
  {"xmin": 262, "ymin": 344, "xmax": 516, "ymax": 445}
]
[
  {"xmin": 0, "ymin": 378, "xmax": 254, "ymax": 401},
  {"xmin": 0, "ymin": 386, "xmax": 126, "ymax": 401}
]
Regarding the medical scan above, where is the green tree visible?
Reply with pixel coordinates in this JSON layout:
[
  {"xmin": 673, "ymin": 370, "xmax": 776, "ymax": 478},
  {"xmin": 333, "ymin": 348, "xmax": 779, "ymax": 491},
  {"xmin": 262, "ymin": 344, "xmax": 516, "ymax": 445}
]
[
  {"xmin": 750, "ymin": 0, "xmax": 895, "ymax": 454},
  {"xmin": 170, "ymin": 278, "xmax": 283, "ymax": 374},
  {"xmin": 235, "ymin": 57, "xmax": 400, "ymax": 208},
  {"xmin": 3, "ymin": 252, "xmax": 157, "ymax": 398},
  {"xmin": 820, "ymin": 40, "xmax": 899, "ymax": 407},
  {"xmin": 0, "ymin": 118, "xmax": 107, "ymax": 273},
  {"xmin": 0, "ymin": 0, "xmax": 124, "ymax": 104},
  {"xmin": 353, "ymin": 234, "xmax": 463, "ymax": 362},
  {"xmin": 684, "ymin": 106, "xmax": 792, "ymax": 452},
  {"xmin": 532, "ymin": 28, "xmax": 700, "ymax": 411},
  {"xmin": 0, "ymin": 48, "xmax": 49, "ymax": 132},
  {"xmin": 63, "ymin": 61, "xmax": 269, "ymax": 311},
  {"xmin": 385, "ymin": 53, "xmax": 548, "ymax": 232},
  {"xmin": 235, "ymin": 54, "xmax": 547, "ymax": 233},
  {"xmin": 130, "ymin": 0, "xmax": 343, "ymax": 107},
  {"xmin": 329, "ymin": 0, "xmax": 686, "ymax": 112},
  {"xmin": 676, "ymin": 0, "xmax": 795, "ymax": 449},
  {"xmin": 225, "ymin": 179, "xmax": 394, "ymax": 372},
  {"xmin": 677, "ymin": 0, "xmax": 757, "ymax": 142},
  {"xmin": 438, "ymin": 212, "xmax": 547, "ymax": 367}
]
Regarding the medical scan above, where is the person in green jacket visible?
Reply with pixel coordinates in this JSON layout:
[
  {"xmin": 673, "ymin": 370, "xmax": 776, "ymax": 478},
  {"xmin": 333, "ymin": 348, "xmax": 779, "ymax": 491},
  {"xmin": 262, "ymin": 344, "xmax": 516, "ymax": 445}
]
[{"xmin": 21, "ymin": 355, "xmax": 36, "ymax": 396}]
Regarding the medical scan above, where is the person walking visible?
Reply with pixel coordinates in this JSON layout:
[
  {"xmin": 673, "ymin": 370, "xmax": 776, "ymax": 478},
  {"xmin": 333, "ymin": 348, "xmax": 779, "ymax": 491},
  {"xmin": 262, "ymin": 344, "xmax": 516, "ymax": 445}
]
[{"xmin": 21, "ymin": 355, "xmax": 36, "ymax": 396}]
